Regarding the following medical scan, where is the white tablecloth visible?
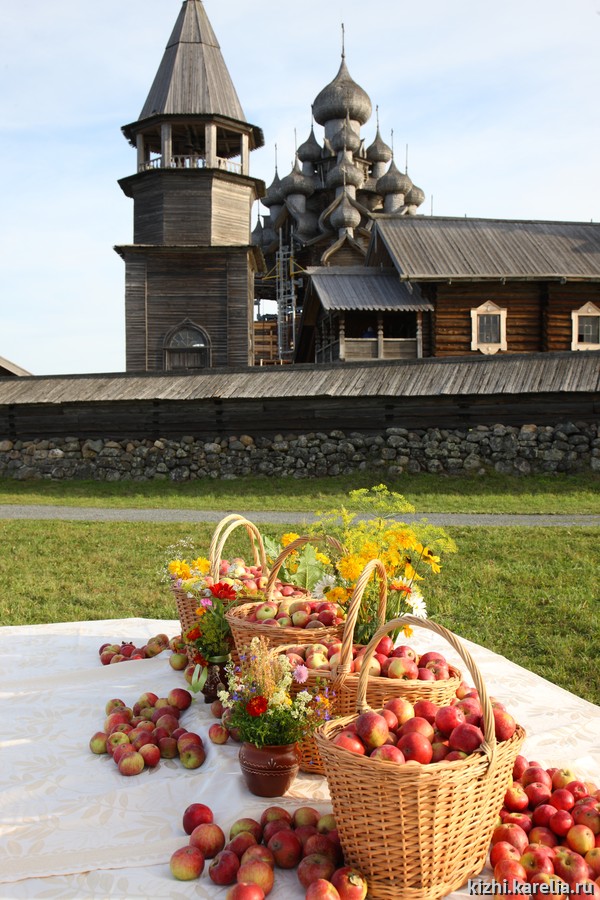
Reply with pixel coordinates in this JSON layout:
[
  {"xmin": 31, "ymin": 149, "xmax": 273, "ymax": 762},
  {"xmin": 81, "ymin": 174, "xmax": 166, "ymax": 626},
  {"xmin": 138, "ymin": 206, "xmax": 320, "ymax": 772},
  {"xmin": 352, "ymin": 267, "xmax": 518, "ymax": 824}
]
[{"xmin": 1, "ymin": 617, "xmax": 599, "ymax": 899}]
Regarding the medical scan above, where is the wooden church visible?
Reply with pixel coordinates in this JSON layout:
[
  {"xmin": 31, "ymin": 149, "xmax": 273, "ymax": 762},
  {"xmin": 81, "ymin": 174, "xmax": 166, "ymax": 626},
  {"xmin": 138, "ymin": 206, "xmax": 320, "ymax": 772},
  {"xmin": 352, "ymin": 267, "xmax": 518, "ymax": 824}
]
[{"xmin": 115, "ymin": 0, "xmax": 600, "ymax": 372}]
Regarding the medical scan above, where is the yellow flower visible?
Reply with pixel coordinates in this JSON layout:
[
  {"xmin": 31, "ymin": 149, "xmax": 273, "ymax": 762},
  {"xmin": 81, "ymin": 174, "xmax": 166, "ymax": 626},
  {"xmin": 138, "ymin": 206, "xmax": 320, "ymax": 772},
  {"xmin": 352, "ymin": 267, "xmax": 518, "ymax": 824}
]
[
  {"xmin": 191, "ymin": 556, "xmax": 210, "ymax": 574},
  {"xmin": 281, "ymin": 532, "xmax": 300, "ymax": 547},
  {"xmin": 195, "ymin": 606, "xmax": 208, "ymax": 618},
  {"xmin": 324, "ymin": 586, "xmax": 350, "ymax": 604},
  {"xmin": 168, "ymin": 560, "xmax": 192, "ymax": 579},
  {"xmin": 315, "ymin": 552, "xmax": 330, "ymax": 565},
  {"xmin": 337, "ymin": 555, "xmax": 365, "ymax": 583}
]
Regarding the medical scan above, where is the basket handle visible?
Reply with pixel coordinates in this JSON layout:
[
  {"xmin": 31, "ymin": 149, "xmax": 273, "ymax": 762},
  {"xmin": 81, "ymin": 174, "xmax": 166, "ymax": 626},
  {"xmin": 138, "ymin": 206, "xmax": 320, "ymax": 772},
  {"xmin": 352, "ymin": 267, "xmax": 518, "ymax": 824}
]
[
  {"xmin": 264, "ymin": 534, "xmax": 346, "ymax": 599},
  {"xmin": 209, "ymin": 515, "xmax": 269, "ymax": 582},
  {"xmin": 354, "ymin": 612, "xmax": 498, "ymax": 767},
  {"xmin": 332, "ymin": 559, "xmax": 388, "ymax": 677}
]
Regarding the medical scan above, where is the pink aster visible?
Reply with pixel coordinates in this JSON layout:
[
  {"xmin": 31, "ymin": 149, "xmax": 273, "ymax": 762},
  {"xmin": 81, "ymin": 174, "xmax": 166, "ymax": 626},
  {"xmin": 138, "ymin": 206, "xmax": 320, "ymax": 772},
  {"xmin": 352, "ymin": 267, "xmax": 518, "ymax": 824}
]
[{"xmin": 293, "ymin": 664, "xmax": 309, "ymax": 684}]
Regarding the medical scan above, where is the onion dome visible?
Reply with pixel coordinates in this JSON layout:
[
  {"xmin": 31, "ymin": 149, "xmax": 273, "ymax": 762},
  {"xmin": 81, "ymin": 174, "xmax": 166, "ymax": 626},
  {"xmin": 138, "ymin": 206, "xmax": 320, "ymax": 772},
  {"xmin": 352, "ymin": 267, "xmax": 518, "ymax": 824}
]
[
  {"xmin": 376, "ymin": 159, "xmax": 413, "ymax": 197},
  {"xmin": 280, "ymin": 158, "xmax": 315, "ymax": 197},
  {"xmin": 297, "ymin": 126, "xmax": 322, "ymax": 164},
  {"xmin": 366, "ymin": 128, "xmax": 392, "ymax": 164},
  {"xmin": 251, "ymin": 218, "xmax": 264, "ymax": 247},
  {"xmin": 261, "ymin": 171, "xmax": 284, "ymax": 208},
  {"xmin": 326, "ymin": 155, "xmax": 364, "ymax": 190},
  {"xmin": 405, "ymin": 183, "xmax": 426, "ymax": 208},
  {"xmin": 313, "ymin": 56, "xmax": 372, "ymax": 126},
  {"xmin": 330, "ymin": 115, "xmax": 361, "ymax": 154},
  {"xmin": 330, "ymin": 192, "xmax": 362, "ymax": 231}
]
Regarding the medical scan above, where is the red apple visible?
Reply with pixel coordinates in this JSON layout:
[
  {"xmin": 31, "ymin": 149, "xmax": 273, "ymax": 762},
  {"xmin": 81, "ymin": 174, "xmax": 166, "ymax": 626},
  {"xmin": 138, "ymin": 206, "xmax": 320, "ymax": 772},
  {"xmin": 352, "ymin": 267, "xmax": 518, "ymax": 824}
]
[
  {"xmin": 519, "ymin": 846, "xmax": 555, "ymax": 879},
  {"xmin": 398, "ymin": 716, "xmax": 434, "ymax": 742},
  {"xmin": 513, "ymin": 756, "xmax": 529, "ymax": 780},
  {"xmin": 209, "ymin": 849, "xmax": 240, "ymax": 885},
  {"xmin": 549, "ymin": 809, "xmax": 574, "ymax": 837},
  {"xmin": 550, "ymin": 788, "xmax": 575, "ymax": 811},
  {"xmin": 494, "ymin": 858, "xmax": 528, "ymax": 883},
  {"xmin": 491, "ymin": 824, "xmax": 530, "ymax": 855},
  {"xmin": 230, "ymin": 817, "xmax": 263, "ymax": 843},
  {"xmin": 574, "ymin": 804, "xmax": 600, "ymax": 835},
  {"xmin": 490, "ymin": 842, "xmax": 522, "ymax": 868},
  {"xmin": 386, "ymin": 657, "xmax": 419, "ymax": 680},
  {"xmin": 448, "ymin": 722, "xmax": 484, "ymax": 754},
  {"xmin": 117, "ymin": 750, "xmax": 145, "ymax": 775},
  {"xmin": 551, "ymin": 768, "xmax": 578, "ymax": 790},
  {"xmin": 330, "ymin": 865, "xmax": 369, "ymax": 899},
  {"xmin": 241, "ymin": 845, "xmax": 275, "ymax": 868},
  {"xmin": 532, "ymin": 804, "xmax": 559, "ymax": 828},
  {"xmin": 236, "ymin": 860, "xmax": 274, "ymax": 895},
  {"xmin": 297, "ymin": 854, "xmax": 337, "ymax": 889},
  {"xmin": 396, "ymin": 732, "xmax": 433, "ymax": 764},
  {"xmin": 521, "ymin": 767, "xmax": 553, "ymax": 789},
  {"xmin": 524, "ymin": 782, "xmax": 553, "ymax": 808},
  {"xmin": 585, "ymin": 847, "xmax": 600, "ymax": 878},
  {"xmin": 262, "ymin": 820, "xmax": 292, "ymax": 845},
  {"xmin": 183, "ymin": 803, "xmax": 213, "ymax": 835},
  {"xmin": 167, "ymin": 687, "xmax": 192, "ymax": 710},
  {"xmin": 566, "ymin": 824, "xmax": 596, "ymax": 855},
  {"xmin": 493, "ymin": 708, "xmax": 517, "ymax": 742},
  {"xmin": 304, "ymin": 834, "xmax": 340, "ymax": 865},
  {"xmin": 138, "ymin": 742, "xmax": 160, "ymax": 767},
  {"xmin": 370, "ymin": 745, "xmax": 406, "ymax": 764},
  {"xmin": 383, "ymin": 697, "xmax": 414, "ymax": 724},
  {"xmin": 528, "ymin": 826, "xmax": 559, "ymax": 847},
  {"xmin": 305, "ymin": 880, "xmax": 341, "ymax": 900},
  {"xmin": 170, "ymin": 845, "xmax": 205, "ymax": 880},
  {"xmin": 553, "ymin": 847, "xmax": 590, "ymax": 885},
  {"xmin": 434, "ymin": 705, "xmax": 465, "ymax": 737},
  {"xmin": 189, "ymin": 823, "xmax": 226, "ymax": 858},
  {"xmin": 504, "ymin": 782, "xmax": 531, "ymax": 812},
  {"xmin": 267, "ymin": 829, "xmax": 302, "ymax": 868},
  {"xmin": 355, "ymin": 711, "xmax": 389, "ymax": 750},
  {"xmin": 226, "ymin": 832, "xmax": 258, "ymax": 859},
  {"xmin": 503, "ymin": 813, "xmax": 532, "ymax": 833},
  {"xmin": 260, "ymin": 806, "xmax": 292, "ymax": 828},
  {"xmin": 293, "ymin": 807, "xmax": 322, "ymax": 829}
]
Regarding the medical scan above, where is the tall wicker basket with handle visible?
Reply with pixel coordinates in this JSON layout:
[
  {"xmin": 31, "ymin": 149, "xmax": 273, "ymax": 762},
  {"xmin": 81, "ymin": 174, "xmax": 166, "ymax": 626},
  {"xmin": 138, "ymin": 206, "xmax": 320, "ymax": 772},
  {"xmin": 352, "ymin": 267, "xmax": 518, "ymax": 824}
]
[
  {"xmin": 314, "ymin": 614, "xmax": 526, "ymax": 900},
  {"xmin": 276, "ymin": 559, "xmax": 461, "ymax": 774},
  {"xmin": 172, "ymin": 514, "xmax": 268, "ymax": 652}
]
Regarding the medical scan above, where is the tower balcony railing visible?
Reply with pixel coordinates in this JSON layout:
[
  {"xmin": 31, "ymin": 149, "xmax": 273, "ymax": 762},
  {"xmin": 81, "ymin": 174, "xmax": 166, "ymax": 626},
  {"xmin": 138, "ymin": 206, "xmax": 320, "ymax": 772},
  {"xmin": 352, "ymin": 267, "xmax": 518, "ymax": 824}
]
[{"xmin": 138, "ymin": 155, "xmax": 242, "ymax": 174}]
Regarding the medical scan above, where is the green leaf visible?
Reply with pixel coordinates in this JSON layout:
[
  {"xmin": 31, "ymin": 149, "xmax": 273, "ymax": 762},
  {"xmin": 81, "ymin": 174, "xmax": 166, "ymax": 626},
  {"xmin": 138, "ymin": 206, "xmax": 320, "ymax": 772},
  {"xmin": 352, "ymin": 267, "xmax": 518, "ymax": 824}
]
[{"xmin": 292, "ymin": 545, "xmax": 329, "ymax": 591}]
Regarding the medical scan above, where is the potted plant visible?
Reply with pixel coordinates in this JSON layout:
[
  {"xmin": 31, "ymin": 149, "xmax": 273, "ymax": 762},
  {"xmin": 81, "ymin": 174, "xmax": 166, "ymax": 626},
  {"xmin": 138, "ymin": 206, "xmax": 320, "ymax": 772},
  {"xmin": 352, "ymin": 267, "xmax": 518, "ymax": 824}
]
[{"xmin": 218, "ymin": 636, "xmax": 333, "ymax": 797}]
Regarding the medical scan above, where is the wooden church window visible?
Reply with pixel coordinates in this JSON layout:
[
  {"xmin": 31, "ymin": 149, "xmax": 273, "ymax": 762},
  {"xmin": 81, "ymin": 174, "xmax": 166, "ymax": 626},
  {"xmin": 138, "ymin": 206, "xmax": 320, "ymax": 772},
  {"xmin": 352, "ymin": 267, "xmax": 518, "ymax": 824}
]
[
  {"xmin": 571, "ymin": 302, "xmax": 600, "ymax": 351},
  {"xmin": 164, "ymin": 323, "xmax": 211, "ymax": 371},
  {"xmin": 470, "ymin": 301, "xmax": 507, "ymax": 354}
]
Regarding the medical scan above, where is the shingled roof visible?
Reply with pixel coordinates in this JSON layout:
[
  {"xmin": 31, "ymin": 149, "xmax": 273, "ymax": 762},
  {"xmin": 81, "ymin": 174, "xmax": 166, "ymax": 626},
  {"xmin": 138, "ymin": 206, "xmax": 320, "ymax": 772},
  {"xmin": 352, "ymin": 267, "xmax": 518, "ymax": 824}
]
[
  {"xmin": 306, "ymin": 267, "xmax": 433, "ymax": 312},
  {"xmin": 369, "ymin": 217, "xmax": 600, "ymax": 282},
  {"xmin": 139, "ymin": 0, "xmax": 245, "ymax": 121}
]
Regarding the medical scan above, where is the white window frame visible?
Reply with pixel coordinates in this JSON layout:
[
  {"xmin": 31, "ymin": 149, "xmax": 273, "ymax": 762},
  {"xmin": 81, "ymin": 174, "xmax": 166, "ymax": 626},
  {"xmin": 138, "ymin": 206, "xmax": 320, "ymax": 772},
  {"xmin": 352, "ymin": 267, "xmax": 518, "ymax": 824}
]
[
  {"xmin": 470, "ymin": 301, "xmax": 507, "ymax": 355},
  {"xmin": 571, "ymin": 302, "xmax": 600, "ymax": 351}
]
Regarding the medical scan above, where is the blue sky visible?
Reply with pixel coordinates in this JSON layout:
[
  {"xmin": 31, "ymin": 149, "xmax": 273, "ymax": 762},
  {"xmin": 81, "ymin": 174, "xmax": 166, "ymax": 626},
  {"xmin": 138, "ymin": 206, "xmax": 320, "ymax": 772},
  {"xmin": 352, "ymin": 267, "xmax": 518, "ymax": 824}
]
[{"xmin": 1, "ymin": 0, "xmax": 599, "ymax": 376}]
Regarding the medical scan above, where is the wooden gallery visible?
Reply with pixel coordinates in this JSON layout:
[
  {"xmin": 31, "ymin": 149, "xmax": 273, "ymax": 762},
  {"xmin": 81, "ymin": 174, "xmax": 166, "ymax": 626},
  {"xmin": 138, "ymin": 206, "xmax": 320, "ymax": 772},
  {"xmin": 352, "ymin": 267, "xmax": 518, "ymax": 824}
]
[{"xmin": 1, "ymin": 0, "xmax": 599, "ymax": 452}]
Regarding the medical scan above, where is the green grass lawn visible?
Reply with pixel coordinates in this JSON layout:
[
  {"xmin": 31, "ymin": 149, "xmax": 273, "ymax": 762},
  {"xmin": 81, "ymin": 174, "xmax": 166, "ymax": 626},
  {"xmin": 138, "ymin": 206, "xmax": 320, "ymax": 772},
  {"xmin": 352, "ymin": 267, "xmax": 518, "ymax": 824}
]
[
  {"xmin": 1, "ymin": 470, "xmax": 599, "ymax": 514},
  {"xmin": 1, "ymin": 519, "xmax": 598, "ymax": 706}
]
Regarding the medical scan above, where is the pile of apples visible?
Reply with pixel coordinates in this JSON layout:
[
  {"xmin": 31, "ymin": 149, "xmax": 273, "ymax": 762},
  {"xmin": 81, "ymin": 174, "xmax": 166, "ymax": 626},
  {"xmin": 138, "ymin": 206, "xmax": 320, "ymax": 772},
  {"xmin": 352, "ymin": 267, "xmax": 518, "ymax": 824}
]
[
  {"xmin": 98, "ymin": 632, "xmax": 184, "ymax": 665},
  {"xmin": 489, "ymin": 756, "xmax": 600, "ymax": 897},
  {"xmin": 282, "ymin": 636, "xmax": 456, "ymax": 680},
  {"xmin": 88, "ymin": 687, "xmax": 207, "ymax": 775},
  {"xmin": 170, "ymin": 799, "xmax": 369, "ymax": 899},
  {"xmin": 328, "ymin": 689, "xmax": 518, "ymax": 765},
  {"xmin": 241, "ymin": 598, "xmax": 346, "ymax": 631},
  {"xmin": 213, "ymin": 557, "xmax": 314, "ymax": 602}
]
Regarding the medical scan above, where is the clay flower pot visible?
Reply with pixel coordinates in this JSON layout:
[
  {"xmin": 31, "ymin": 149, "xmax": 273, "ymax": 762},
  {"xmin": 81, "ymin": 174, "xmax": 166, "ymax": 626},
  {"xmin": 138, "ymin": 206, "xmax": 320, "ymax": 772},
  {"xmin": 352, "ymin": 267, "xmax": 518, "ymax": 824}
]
[{"xmin": 238, "ymin": 741, "xmax": 301, "ymax": 797}]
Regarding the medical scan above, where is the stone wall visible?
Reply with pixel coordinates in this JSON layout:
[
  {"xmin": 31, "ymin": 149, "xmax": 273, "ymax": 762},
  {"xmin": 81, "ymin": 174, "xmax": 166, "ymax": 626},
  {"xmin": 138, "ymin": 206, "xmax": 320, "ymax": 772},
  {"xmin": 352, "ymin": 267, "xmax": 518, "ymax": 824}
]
[{"xmin": 0, "ymin": 422, "xmax": 598, "ymax": 481}]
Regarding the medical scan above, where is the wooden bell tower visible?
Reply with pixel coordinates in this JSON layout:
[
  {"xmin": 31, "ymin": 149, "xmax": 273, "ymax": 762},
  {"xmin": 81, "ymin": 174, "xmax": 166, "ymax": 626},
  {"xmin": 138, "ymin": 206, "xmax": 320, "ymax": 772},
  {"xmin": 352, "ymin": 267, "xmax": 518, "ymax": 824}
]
[{"xmin": 115, "ymin": 0, "xmax": 265, "ymax": 371}]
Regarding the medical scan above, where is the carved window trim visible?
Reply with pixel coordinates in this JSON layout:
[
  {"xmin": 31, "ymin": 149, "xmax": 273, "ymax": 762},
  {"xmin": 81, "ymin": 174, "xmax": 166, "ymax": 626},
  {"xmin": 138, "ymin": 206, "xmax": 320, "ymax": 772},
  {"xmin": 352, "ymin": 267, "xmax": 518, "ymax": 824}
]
[
  {"xmin": 470, "ymin": 301, "xmax": 507, "ymax": 355},
  {"xmin": 571, "ymin": 302, "xmax": 600, "ymax": 351}
]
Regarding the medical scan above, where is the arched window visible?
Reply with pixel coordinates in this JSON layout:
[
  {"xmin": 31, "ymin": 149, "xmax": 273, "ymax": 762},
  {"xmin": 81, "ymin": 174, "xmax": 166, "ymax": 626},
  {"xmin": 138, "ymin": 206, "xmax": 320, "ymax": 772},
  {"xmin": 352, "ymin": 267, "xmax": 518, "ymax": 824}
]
[{"xmin": 164, "ymin": 321, "xmax": 211, "ymax": 370}]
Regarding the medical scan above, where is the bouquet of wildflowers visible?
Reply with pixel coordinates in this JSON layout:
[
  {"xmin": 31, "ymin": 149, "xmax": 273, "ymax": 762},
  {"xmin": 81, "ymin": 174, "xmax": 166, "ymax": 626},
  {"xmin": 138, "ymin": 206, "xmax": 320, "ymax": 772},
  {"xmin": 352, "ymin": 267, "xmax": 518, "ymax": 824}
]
[
  {"xmin": 184, "ymin": 581, "xmax": 240, "ymax": 664},
  {"xmin": 218, "ymin": 636, "xmax": 334, "ymax": 747},
  {"xmin": 309, "ymin": 484, "xmax": 457, "ymax": 644}
]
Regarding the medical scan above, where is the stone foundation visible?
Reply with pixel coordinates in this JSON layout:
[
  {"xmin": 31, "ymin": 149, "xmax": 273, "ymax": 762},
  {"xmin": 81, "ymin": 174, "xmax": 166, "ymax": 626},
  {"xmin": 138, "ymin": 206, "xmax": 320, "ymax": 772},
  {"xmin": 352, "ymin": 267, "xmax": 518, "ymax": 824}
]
[{"xmin": 0, "ymin": 422, "xmax": 598, "ymax": 481}]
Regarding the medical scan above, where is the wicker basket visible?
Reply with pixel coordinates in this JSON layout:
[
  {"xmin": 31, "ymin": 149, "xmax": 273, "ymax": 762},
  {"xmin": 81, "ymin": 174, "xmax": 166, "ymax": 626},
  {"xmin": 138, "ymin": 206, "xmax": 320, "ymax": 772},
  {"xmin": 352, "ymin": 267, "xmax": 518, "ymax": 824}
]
[
  {"xmin": 172, "ymin": 514, "xmax": 268, "ymax": 653},
  {"xmin": 278, "ymin": 559, "xmax": 461, "ymax": 775},
  {"xmin": 225, "ymin": 534, "xmax": 346, "ymax": 658},
  {"xmin": 314, "ymin": 614, "xmax": 526, "ymax": 900}
]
